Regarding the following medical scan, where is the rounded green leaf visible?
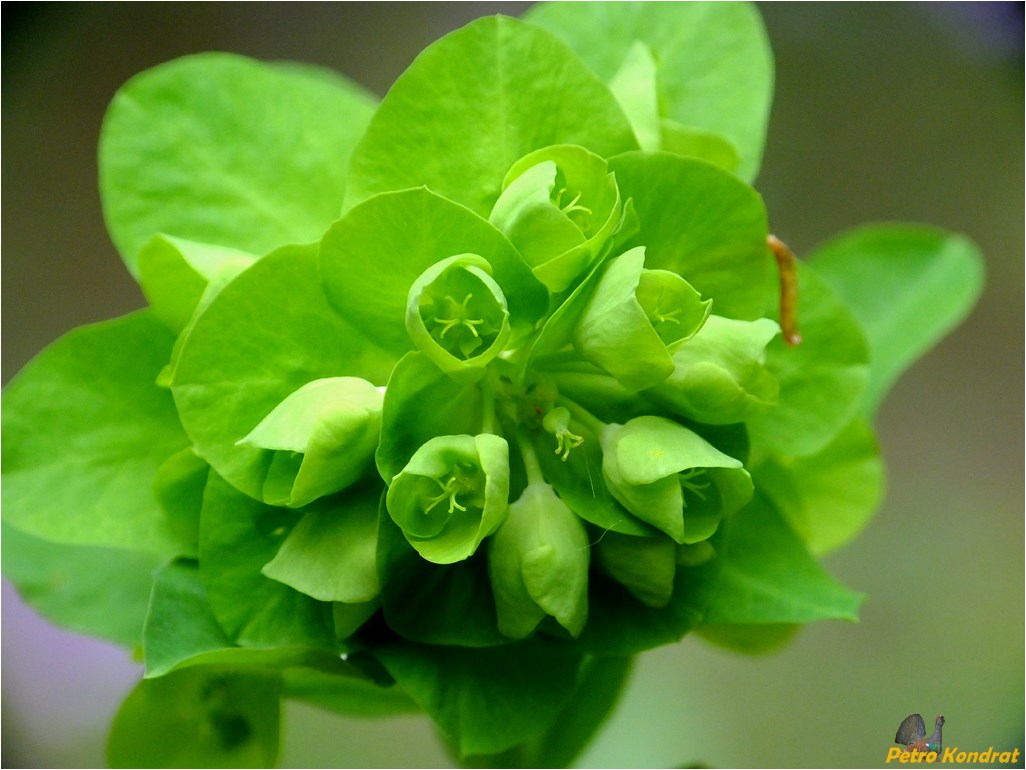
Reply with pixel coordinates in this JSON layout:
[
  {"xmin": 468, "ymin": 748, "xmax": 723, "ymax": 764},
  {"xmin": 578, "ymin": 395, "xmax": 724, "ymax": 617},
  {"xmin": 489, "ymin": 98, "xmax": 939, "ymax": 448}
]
[
  {"xmin": 100, "ymin": 53, "xmax": 376, "ymax": 274},
  {"xmin": 747, "ymin": 263, "xmax": 870, "ymax": 457},
  {"xmin": 343, "ymin": 15, "xmax": 638, "ymax": 217},
  {"xmin": 237, "ymin": 377, "xmax": 383, "ymax": 508},
  {"xmin": 807, "ymin": 224, "xmax": 984, "ymax": 416},
  {"xmin": 170, "ymin": 243, "xmax": 395, "ymax": 502},
  {"xmin": 385, "ymin": 434, "xmax": 510, "ymax": 564},
  {"xmin": 2, "ymin": 311, "xmax": 189, "ymax": 555},
  {"xmin": 525, "ymin": 1, "xmax": 773, "ymax": 180},
  {"xmin": 405, "ymin": 255, "xmax": 512, "ymax": 383},
  {"xmin": 488, "ymin": 482, "xmax": 590, "ymax": 639},
  {"xmin": 320, "ymin": 188, "xmax": 547, "ymax": 359},
  {"xmin": 262, "ymin": 484, "xmax": 382, "ymax": 604},
  {"xmin": 754, "ymin": 418, "xmax": 884, "ymax": 555},
  {"xmin": 608, "ymin": 152, "xmax": 774, "ymax": 320},
  {"xmin": 2, "ymin": 520, "xmax": 161, "ymax": 650},
  {"xmin": 198, "ymin": 473, "xmax": 336, "ymax": 650}
]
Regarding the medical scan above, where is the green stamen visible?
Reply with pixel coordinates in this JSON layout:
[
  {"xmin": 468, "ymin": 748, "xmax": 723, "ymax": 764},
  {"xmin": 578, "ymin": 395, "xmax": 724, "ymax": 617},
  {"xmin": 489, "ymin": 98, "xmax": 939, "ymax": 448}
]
[{"xmin": 425, "ymin": 475, "xmax": 467, "ymax": 515}]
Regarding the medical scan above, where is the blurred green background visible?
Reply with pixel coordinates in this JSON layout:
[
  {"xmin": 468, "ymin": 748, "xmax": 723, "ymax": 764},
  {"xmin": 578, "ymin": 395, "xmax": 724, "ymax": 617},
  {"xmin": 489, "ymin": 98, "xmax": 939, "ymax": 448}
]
[{"xmin": 2, "ymin": 3, "xmax": 1022, "ymax": 767}]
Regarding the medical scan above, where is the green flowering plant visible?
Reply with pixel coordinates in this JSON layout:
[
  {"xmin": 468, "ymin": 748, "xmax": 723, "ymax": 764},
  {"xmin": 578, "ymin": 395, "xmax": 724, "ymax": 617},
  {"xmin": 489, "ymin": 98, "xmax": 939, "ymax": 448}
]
[{"xmin": 1, "ymin": 3, "xmax": 984, "ymax": 768}]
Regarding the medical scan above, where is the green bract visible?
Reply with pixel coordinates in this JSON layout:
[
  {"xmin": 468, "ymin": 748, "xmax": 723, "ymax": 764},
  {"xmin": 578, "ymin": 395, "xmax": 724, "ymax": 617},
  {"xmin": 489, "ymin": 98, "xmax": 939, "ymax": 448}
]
[
  {"xmin": 646, "ymin": 315, "xmax": 780, "ymax": 424},
  {"xmin": 2, "ymin": 4, "xmax": 985, "ymax": 768},
  {"xmin": 236, "ymin": 377, "xmax": 383, "ymax": 507},
  {"xmin": 575, "ymin": 246, "xmax": 712, "ymax": 391},
  {"xmin": 601, "ymin": 416, "xmax": 753, "ymax": 544},
  {"xmin": 385, "ymin": 434, "xmax": 510, "ymax": 564},
  {"xmin": 489, "ymin": 145, "xmax": 624, "ymax": 292},
  {"xmin": 405, "ymin": 255, "xmax": 512, "ymax": 383}
]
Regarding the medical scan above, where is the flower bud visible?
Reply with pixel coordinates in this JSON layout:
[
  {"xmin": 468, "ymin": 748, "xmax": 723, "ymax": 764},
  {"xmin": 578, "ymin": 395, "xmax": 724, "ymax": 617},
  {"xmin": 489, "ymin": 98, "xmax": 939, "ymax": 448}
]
[
  {"xmin": 489, "ymin": 145, "xmax": 623, "ymax": 293},
  {"xmin": 405, "ymin": 254, "xmax": 512, "ymax": 384},
  {"xmin": 601, "ymin": 415, "xmax": 752, "ymax": 544},
  {"xmin": 575, "ymin": 247, "xmax": 711, "ymax": 391},
  {"xmin": 236, "ymin": 377, "xmax": 382, "ymax": 508},
  {"xmin": 646, "ymin": 315, "xmax": 779, "ymax": 424},
  {"xmin": 386, "ymin": 434, "xmax": 509, "ymax": 564},
  {"xmin": 487, "ymin": 482, "xmax": 590, "ymax": 639}
]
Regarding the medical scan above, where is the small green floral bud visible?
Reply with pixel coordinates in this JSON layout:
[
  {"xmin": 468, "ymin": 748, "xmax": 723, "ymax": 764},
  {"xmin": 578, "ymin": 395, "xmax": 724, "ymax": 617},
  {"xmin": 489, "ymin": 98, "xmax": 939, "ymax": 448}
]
[
  {"xmin": 489, "ymin": 145, "xmax": 624, "ymax": 293},
  {"xmin": 595, "ymin": 530, "xmax": 678, "ymax": 608},
  {"xmin": 487, "ymin": 482, "xmax": 590, "ymax": 639},
  {"xmin": 406, "ymin": 254, "xmax": 512, "ymax": 384},
  {"xmin": 600, "ymin": 415, "xmax": 753, "ymax": 544},
  {"xmin": 646, "ymin": 315, "xmax": 780, "ymax": 424},
  {"xmin": 575, "ymin": 247, "xmax": 711, "ymax": 391},
  {"xmin": 386, "ymin": 433, "xmax": 509, "ymax": 564},
  {"xmin": 236, "ymin": 377, "xmax": 383, "ymax": 508}
]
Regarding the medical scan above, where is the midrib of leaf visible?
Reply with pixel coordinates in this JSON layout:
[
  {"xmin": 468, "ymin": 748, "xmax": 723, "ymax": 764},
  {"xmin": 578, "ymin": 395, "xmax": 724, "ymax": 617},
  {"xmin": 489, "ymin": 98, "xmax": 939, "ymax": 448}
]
[{"xmin": 719, "ymin": 564, "xmax": 861, "ymax": 621}]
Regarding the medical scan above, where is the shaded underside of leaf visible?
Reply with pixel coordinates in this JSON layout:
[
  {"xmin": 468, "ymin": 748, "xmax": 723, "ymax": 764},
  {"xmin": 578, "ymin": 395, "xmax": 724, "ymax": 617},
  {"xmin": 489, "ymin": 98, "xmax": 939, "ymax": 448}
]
[
  {"xmin": 685, "ymin": 493, "xmax": 863, "ymax": 625},
  {"xmin": 107, "ymin": 666, "xmax": 282, "ymax": 768},
  {"xmin": 374, "ymin": 637, "xmax": 583, "ymax": 757}
]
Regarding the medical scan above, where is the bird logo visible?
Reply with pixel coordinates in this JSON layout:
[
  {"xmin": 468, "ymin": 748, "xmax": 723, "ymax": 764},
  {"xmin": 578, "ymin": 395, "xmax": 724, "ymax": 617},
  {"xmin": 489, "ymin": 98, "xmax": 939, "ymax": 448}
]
[{"xmin": 895, "ymin": 714, "xmax": 945, "ymax": 754}]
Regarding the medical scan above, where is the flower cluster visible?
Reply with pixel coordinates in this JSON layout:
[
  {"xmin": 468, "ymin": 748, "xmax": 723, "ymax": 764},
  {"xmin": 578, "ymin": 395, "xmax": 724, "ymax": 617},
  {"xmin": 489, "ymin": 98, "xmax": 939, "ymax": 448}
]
[{"xmin": 3, "ymin": 4, "xmax": 980, "ymax": 763}]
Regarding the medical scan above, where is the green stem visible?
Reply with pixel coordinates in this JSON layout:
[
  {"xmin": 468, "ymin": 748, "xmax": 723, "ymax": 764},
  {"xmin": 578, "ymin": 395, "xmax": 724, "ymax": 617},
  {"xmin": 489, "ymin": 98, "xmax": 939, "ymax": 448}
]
[{"xmin": 515, "ymin": 428, "xmax": 546, "ymax": 487}]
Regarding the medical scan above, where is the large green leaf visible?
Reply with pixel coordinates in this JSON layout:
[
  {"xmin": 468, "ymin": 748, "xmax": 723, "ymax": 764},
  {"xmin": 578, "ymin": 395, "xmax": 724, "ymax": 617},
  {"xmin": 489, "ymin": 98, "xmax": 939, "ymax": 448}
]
[
  {"xmin": 343, "ymin": 15, "xmax": 638, "ymax": 217},
  {"xmin": 607, "ymin": 152, "xmax": 774, "ymax": 320},
  {"xmin": 1, "ymin": 520, "xmax": 160, "ymax": 649},
  {"xmin": 2, "ymin": 311, "xmax": 189, "ymax": 555},
  {"xmin": 747, "ymin": 263, "xmax": 870, "ymax": 457},
  {"xmin": 100, "ymin": 53, "xmax": 376, "ymax": 274},
  {"xmin": 107, "ymin": 667, "xmax": 282, "ymax": 769},
  {"xmin": 754, "ymin": 418, "xmax": 884, "ymax": 555},
  {"xmin": 376, "ymin": 505, "xmax": 507, "ymax": 648},
  {"xmin": 198, "ymin": 473, "xmax": 337, "ymax": 649},
  {"xmin": 319, "ymin": 188, "xmax": 547, "ymax": 359},
  {"xmin": 686, "ymin": 494, "xmax": 863, "ymax": 625},
  {"xmin": 374, "ymin": 638, "xmax": 583, "ymax": 757},
  {"xmin": 170, "ymin": 243, "xmax": 395, "ymax": 502},
  {"xmin": 808, "ymin": 224, "xmax": 984, "ymax": 416},
  {"xmin": 143, "ymin": 560, "xmax": 342, "ymax": 678},
  {"xmin": 525, "ymin": 2, "xmax": 774, "ymax": 181}
]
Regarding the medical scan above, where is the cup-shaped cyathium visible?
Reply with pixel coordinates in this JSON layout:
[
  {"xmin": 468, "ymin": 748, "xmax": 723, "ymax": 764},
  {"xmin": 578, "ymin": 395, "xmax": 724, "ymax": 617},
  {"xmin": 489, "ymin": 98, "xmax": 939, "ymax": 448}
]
[
  {"xmin": 646, "ymin": 315, "xmax": 780, "ymax": 424},
  {"xmin": 406, "ymin": 254, "xmax": 512, "ymax": 384},
  {"xmin": 386, "ymin": 433, "xmax": 509, "ymax": 564},
  {"xmin": 487, "ymin": 482, "xmax": 590, "ymax": 639},
  {"xmin": 574, "ymin": 247, "xmax": 711, "ymax": 391},
  {"xmin": 236, "ymin": 377, "xmax": 383, "ymax": 508},
  {"xmin": 601, "ymin": 415, "xmax": 753, "ymax": 544},
  {"xmin": 489, "ymin": 144, "xmax": 623, "ymax": 293}
]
